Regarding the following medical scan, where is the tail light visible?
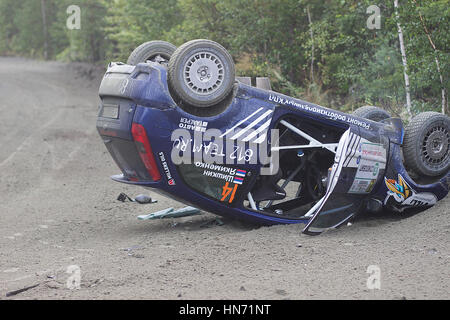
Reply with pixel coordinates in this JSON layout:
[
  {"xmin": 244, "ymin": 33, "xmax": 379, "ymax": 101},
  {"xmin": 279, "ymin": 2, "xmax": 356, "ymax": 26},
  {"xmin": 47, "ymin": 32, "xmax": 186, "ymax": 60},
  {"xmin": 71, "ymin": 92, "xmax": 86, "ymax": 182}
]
[{"xmin": 131, "ymin": 123, "xmax": 161, "ymax": 181}]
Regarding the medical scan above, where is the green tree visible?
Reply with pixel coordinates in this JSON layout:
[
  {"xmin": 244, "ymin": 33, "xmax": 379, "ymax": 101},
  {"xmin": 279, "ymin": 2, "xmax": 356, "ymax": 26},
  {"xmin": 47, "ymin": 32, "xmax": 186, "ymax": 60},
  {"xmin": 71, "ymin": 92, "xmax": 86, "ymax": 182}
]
[{"xmin": 104, "ymin": 0, "xmax": 182, "ymax": 62}]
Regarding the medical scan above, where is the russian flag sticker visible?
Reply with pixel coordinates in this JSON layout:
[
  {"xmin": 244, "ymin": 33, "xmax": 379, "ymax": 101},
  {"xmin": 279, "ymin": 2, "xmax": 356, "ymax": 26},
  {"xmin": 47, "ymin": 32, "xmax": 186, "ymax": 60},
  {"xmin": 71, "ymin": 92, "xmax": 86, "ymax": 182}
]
[
  {"xmin": 235, "ymin": 169, "xmax": 246, "ymax": 177},
  {"xmin": 233, "ymin": 176, "xmax": 244, "ymax": 185}
]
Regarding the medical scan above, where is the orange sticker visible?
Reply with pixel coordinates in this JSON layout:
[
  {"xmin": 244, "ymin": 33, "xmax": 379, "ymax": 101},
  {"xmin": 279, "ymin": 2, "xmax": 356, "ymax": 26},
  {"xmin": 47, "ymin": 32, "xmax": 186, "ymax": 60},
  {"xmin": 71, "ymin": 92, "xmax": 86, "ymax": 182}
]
[{"xmin": 221, "ymin": 182, "xmax": 238, "ymax": 203}]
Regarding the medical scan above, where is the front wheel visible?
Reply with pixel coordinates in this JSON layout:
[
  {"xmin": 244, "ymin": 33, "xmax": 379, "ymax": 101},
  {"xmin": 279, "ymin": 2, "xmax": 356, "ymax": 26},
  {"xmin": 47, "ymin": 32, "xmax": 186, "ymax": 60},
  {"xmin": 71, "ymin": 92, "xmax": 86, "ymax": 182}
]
[{"xmin": 403, "ymin": 112, "xmax": 450, "ymax": 177}]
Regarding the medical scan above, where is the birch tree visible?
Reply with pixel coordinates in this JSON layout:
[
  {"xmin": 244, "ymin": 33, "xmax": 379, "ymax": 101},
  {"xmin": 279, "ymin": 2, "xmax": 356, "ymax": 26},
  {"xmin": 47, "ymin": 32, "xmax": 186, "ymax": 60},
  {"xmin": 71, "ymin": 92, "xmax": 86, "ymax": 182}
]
[
  {"xmin": 40, "ymin": 0, "xmax": 48, "ymax": 60},
  {"xmin": 394, "ymin": 0, "xmax": 412, "ymax": 118},
  {"xmin": 306, "ymin": 5, "xmax": 314, "ymax": 84}
]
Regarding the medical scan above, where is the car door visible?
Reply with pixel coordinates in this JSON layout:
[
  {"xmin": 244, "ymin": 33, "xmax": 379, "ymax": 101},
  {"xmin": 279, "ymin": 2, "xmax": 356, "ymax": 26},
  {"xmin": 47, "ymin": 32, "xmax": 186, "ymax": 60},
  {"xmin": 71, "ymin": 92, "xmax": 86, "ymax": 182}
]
[{"xmin": 302, "ymin": 127, "xmax": 388, "ymax": 235}]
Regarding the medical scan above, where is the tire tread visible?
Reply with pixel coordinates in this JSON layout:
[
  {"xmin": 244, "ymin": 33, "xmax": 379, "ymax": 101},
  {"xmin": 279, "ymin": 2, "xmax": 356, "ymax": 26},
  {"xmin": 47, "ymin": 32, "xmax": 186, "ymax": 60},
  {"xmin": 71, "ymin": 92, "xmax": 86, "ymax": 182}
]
[
  {"xmin": 352, "ymin": 105, "xmax": 390, "ymax": 122},
  {"xmin": 127, "ymin": 40, "xmax": 176, "ymax": 66},
  {"xmin": 403, "ymin": 111, "xmax": 450, "ymax": 176}
]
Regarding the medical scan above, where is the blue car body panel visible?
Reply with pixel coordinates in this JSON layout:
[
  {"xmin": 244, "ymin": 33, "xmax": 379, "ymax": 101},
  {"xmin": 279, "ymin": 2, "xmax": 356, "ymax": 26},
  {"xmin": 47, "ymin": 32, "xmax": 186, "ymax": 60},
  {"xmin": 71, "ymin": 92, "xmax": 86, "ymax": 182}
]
[{"xmin": 96, "ymin": 62, "xmax": 450, "ymax": 233}]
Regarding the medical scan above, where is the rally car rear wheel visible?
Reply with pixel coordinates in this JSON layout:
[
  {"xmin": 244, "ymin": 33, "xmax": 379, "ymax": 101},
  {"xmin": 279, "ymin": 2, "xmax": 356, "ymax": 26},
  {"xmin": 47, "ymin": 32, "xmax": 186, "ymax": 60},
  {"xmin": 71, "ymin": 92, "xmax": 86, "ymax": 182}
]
[
  {"xmin": 168, "ymin": 39, "xmax": 235, "ymax": 108},
  {"xmin": 127, "ymin": 40, "xmax": 176, "ymax": 65},
  {"xmin": 352, "ymin": 105, "xmax": 390, "ymax": 122},
  {"xmin": 403, "ymin": 112, "xmax": 450, "ymax": 177}
]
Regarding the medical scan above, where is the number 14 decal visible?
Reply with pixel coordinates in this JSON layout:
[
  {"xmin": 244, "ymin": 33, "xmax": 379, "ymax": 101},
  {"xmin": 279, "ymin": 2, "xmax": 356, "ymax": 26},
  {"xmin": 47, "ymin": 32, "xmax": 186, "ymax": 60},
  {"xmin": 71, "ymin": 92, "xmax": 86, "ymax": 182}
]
[{"xmin": 221, "ymin": 182, "xmax": 238, "ymax": 203}]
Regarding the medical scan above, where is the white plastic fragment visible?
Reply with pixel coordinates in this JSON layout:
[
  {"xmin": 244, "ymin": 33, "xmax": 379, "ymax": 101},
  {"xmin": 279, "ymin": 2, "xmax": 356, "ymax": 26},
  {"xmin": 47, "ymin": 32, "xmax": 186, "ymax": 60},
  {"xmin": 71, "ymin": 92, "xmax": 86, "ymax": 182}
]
[
  {"xmin": 137, "ymin": 208, "xmax": 174, "ymax": 220},
  {"xmin": 137, "ymin": 206, "xmax": 201, "ymax": 220}
]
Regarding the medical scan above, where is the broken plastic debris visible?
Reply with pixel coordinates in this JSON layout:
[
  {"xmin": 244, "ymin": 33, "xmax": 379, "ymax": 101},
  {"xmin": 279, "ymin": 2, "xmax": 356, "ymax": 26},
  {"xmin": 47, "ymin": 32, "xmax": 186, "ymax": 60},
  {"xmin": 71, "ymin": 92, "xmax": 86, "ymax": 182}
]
[
  {"xmin": 134, "ymin": 194, "xmax": 157, "ymax": 204},
  {"xmin": 117, "ymin": 193, "xmax": 157, "ymax": 204},
  {"xmin": 117, "ymin": 193, "xmax": 133, "ymax": 202},
  {"xmin": 138, "ymin": 208, "xmax": 173, "ymax": 220},
  {"xmin": 137, "ymin": 206, "xmax": 201, "ymax": 220}
]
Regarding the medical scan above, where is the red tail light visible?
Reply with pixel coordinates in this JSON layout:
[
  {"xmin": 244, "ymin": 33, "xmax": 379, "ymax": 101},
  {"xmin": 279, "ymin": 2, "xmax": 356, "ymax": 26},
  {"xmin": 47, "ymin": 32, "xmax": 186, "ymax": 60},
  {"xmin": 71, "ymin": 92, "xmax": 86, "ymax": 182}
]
[{"xmin": 131, "ymin": 123, "xmax": 161, "ymax": 181}]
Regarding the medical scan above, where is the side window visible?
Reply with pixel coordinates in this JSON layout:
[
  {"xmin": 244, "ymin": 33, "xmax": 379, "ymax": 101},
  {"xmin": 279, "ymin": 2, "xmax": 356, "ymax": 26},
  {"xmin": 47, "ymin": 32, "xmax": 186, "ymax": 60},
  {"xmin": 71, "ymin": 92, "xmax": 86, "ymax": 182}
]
[{"xmin": 177, "ymin": 162, "xmax": 251, "ymax": 205}]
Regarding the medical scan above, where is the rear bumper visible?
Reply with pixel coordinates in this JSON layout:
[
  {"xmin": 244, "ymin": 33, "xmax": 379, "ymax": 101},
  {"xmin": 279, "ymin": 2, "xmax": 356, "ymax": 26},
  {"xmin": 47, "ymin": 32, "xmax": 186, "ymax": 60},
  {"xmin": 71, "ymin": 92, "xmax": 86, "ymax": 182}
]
[
  {"xmin": 96, "ymin": 62, "xmax": 171, "ymax": 184},
  {"xmin": 97, "ymin": 99, "xmax": 162, "ymax": 183}
]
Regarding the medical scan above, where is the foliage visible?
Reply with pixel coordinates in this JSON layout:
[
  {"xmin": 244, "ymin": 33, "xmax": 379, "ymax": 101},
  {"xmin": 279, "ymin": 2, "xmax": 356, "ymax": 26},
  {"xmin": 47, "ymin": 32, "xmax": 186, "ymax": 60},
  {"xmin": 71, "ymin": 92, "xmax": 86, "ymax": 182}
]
[{"xmin": 0, "ymin": 0, "xmax": 448, "ymax": 114}]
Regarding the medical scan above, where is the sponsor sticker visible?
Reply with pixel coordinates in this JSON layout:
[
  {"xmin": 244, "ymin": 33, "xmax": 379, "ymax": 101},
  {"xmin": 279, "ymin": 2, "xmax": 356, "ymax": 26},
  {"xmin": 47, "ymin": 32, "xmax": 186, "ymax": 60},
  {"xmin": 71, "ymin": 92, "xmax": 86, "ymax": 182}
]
[
  {"xmin": 178, "ymin": 117, "xmax": 208, "ymax": 132},
  {"xmin": 355, "ymin": 161, "xmax": 380, "ymax": 180},
  {"xmin": 158, "ymin": 152, "xmax": 176, "ymax": 186},
  {"xmin": 384, "ymin": 174, "xmax": 437, "ymax": 210},
  {"xmin": 348, "ymin": 178, "xmax": 376, "ymax": 194},
  {"xmin": 346, "ymin": 140, "xmax": 387, "ymax": 169},
  {"xmin": 268, "ymin": 93, "xmax": 371, "ymax": 130}
]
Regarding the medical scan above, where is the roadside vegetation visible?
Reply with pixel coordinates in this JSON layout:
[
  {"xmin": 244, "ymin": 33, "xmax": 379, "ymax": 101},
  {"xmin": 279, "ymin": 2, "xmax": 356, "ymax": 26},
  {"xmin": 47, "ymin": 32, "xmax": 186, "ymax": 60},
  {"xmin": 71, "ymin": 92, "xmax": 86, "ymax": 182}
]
[{"xmin": 0, "ymin": 0, "xmax": 447, "ymax": 115}]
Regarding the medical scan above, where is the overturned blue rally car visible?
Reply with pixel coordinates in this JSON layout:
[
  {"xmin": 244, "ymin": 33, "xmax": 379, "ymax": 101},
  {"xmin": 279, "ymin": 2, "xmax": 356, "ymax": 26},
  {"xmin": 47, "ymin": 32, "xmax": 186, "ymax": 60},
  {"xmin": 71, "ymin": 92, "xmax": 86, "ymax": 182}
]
[{"xmin": 96, "ymin": 39, "xmax": 450, "ymax": 235}]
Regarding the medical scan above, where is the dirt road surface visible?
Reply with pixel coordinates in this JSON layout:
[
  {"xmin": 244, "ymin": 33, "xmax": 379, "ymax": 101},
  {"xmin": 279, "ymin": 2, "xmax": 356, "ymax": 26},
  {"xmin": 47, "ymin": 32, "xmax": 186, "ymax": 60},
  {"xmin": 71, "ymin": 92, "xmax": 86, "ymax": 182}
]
[{"xmin": 0, "ymin": 57, "xmax": 448, "ymax": 300}]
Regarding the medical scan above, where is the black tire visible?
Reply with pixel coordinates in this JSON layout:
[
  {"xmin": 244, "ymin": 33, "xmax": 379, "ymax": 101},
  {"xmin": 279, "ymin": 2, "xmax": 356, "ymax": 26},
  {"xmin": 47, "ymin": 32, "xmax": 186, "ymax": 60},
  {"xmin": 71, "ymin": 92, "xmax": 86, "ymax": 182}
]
[
  {"xmin": 168, "ymin": 39, "xmax": 235, "ymax": 108},
  {"xmin": 127, "ymin": 41, "xmax": 176, "ymax": 65},
  {"xmin": 403, "ymin": 112, "xmax": 450, "ymax": 177},
  {"xmin": 352, "ymin": 105, "xmax": 390, "ymax": 122}
]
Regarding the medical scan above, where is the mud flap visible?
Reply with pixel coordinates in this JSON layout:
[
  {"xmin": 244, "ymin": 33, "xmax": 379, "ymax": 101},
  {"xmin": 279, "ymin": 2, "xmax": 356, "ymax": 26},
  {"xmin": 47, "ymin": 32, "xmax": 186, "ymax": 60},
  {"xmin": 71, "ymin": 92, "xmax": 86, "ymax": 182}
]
[{"xmin": 302, "ymin": 129, "xmax": 366, "ymax": 235}]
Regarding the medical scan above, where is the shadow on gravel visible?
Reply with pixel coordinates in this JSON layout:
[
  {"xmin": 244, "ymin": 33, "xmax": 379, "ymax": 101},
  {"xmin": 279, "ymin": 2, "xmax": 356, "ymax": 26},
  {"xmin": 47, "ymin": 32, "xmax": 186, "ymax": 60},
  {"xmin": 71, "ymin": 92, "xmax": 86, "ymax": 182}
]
[
  {"xmin": 120, "ymin": 207, "xmax": 431, "ymax": 236},
  {"xmin": 122, "ymin": 213, "xmax": 261, "ymax": 236},
  {"xmin": 353, "ymin": 207, "xmax": 428, "ymax": 227}
]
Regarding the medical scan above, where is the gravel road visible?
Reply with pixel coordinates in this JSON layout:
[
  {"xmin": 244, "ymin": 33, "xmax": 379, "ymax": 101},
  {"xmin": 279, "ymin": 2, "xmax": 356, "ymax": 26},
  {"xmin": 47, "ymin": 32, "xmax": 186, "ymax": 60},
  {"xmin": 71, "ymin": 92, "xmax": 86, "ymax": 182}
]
[{"xmin": 0, "ymin": 57, "xmax": 448, "ymax": 300}]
